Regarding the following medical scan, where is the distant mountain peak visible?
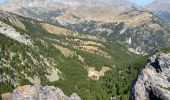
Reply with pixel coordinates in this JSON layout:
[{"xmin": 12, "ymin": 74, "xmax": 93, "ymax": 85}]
[
  {"xmin": 2, "ymin": 0, "xmax": 53, "ymax": 8},
  {"xmin": 58, "ymin": 0, "xmax": 133, "ymax": 7},
  {"xmin": 147, "ymin": 0, "xmax": 170, "ymax": 10},
  {"xmin": 9, "ymin": 0, "xmax": 52, "ymax": 3},
  {"xmin": 146, "ymin": 0, "xmax": 170, "ymax": 22}
]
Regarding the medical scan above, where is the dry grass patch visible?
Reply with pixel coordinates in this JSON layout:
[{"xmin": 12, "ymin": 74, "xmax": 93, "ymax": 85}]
[
  {"xmin": 42, "ymin": 23, "xmax": 67, "ymax": 35},
  {"xmin": 78, "ymin": 46, "xmax": 111, "ymax": 59},
  {"xmin": 53, "ymin": 44, "xmax": 74, "ymax": 57},
  {"xmin": 78, "ymin": 55, "xmax": 85, "ymax": 62},
  {"xmin": 81, "ymin": 41, "xmax": 104, "ymax": 47},
  {"xmin": 27, "ymin": 76, "xmax": 40, "ymax": 84},
  {"xmin": 87, "ymin": 67, "xmax": 111, "ymax": 80},
  {"xmin": 11, "ymin": 15, "xmax": 25, "ymax": 30},
  {"xmin": 46, "ymin": 68, "xmax": 60, "ymax": 82}
]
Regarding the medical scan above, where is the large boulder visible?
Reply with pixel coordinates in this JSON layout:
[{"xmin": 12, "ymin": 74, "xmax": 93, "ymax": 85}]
[
  {"xmin": 2, "ymin": 84, "xmax": 81, "ymax": 100},
  {"xmin": 131, "ymin": 53, "xmax": 170, "ymax": 100}
]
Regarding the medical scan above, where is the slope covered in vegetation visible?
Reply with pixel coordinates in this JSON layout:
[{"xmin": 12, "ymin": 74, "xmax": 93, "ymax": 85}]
[{"xmin": 0, "ymin": 11, "xmax": 149, "ymax": 100}]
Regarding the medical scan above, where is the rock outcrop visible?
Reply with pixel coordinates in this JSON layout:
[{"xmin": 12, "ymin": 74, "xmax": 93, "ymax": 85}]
[
  {"xmin": 0, "ymin": 21, "xmax": 32, "ymax": 45},
  {"xmin": 1, "ymin": 84, "xmax": 81, "ymax": 100},
  {"xmin": 131, "ymin": 52, "xmax": 170, "ymax": 100}
]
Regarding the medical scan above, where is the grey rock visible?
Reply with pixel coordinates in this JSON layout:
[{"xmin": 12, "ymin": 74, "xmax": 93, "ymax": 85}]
[
  {"xmin": 131, "ymin": 53, "xmax": 170, "ymax": 100},
  {"xmin": 69, "ymin": 93, "xmax": 81, "ymax": 100},
  {"xmin": 9, "ymin": 85, "xmax": 81, "ymax": 100}
]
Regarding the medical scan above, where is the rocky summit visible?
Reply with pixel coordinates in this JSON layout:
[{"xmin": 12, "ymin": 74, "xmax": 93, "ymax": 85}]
[
  {"xmin": 1, "ymin": 84, "xmax": 81, "ymax": 100},
  {"xmin": 131, "ymin": 52, "xmax": 170, "ymax": 100}
]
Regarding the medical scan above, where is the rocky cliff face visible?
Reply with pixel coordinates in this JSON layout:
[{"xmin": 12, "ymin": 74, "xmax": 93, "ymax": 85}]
[
  {"xmin": 1, "ymin": 84, "xmax": 81, "ymax": 100},
  {"xmin": 131, "ymin": 52, "xmax": 170, "ymax": 100}
]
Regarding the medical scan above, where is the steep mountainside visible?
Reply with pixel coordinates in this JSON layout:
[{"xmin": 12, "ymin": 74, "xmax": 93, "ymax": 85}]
[
  {"xmin": 0, "ymin": 11, "xmax": 147, "ymax": 99},
  {"xmin": 1, "ymin": 0, "xmax": 170, "ymax": 54},
  {"xmin": 131, "ymin": 49, "xmax": 170, "ymax": 100},
  {"xmin": 72, "ymin": 11, "xmax": 170, "ymax": 54},
  {"xmin": 146, "ymin": 0, "xmax": 170, "ymax": 23}
]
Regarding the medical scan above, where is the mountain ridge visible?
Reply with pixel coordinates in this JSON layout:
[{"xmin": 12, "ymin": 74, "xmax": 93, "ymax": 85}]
[
  {"xmin": 0, "ymin": 0, "xmax": 139, "ymax": 22},
  {"xmin": 146, "ymin": 0, "xmax": 170, "ymax": 22}
]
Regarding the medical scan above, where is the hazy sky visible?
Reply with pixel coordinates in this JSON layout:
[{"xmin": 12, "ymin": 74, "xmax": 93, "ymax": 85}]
[
  {"xmin": 0, "ymin": 0, "xmax": 155, "ymax": 5},
  {"xmin": 128, "ymin": 0, "xmax": 155, "ymax": 5},
  {"xmin": 0, "ymin": 0, "xmax": 6, "ymax": 3}
]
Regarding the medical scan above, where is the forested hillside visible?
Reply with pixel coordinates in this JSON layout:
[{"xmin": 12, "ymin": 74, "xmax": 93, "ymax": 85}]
[{"xmin": 0, "ymin": 11, "xmax": 151, "ymax": 100}]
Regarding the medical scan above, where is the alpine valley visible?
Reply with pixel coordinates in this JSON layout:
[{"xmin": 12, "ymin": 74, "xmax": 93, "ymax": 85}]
[{"xmin": 0, "ymin": 0, "xmax": 170, "ymax": 100}]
